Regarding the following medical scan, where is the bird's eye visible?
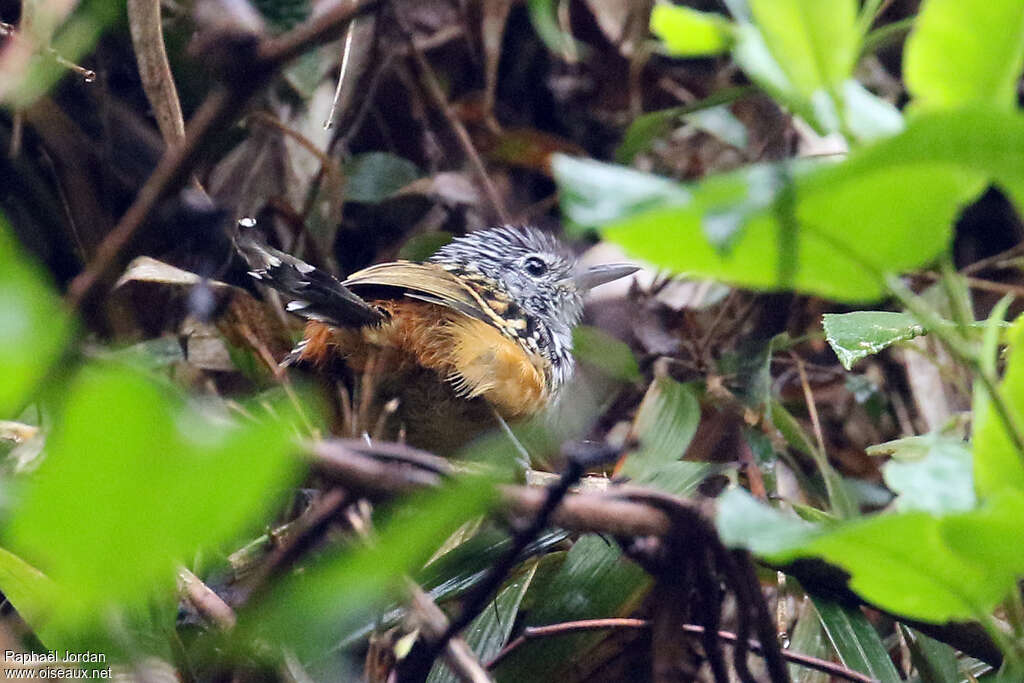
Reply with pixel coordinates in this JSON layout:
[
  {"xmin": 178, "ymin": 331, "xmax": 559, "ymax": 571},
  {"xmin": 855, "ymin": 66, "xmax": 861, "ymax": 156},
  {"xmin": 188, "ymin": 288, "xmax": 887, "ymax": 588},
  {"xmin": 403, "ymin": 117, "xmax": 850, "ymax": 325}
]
[{"xmin": 524, "ymin": 256, "xmax": 548, "ymax": 277}]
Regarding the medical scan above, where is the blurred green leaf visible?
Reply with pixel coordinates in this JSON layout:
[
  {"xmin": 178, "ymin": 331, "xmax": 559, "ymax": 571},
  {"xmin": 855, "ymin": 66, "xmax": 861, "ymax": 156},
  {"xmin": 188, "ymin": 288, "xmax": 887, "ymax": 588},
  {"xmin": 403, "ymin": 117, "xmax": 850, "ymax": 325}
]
[
  {"xmin": 823, "ymin": 311, "xmax": 925, "ymax": 369},
  {"xmin": 620, "ymin": 377, "xmax": 700, "ymax": 478},
  {"xmin": 650, "ymin": 5, "xmax": 734, "ymax": 56},
  {"xmin": 870, "ymin": 434, "xmax": 976, "ymax": 514},
  {"xmin": 839, "ymin": 80, "xmax": 905, "ymax": 142},
  {"xmin": 558, "ymin": 108, "xmax": 1024, "ymax": 302},
  {"xmin": 748, "ymin": 0, "xmax": 858, "ymax": 98},
  {"xmin": 0, "ymin": 216, "xmax": 72, "ymax": 419},
  {"xmin": 245, "ymin": 473, "xmax": 499, "ymax": 660},
  {"xmin": 733, "ymin": 0, "xmax": 875, "ymax": 137},
  {"xmin": 973, "ymin": 316, "xmax": 1024, "ymax": 498},
  {"xmin": 904, "ymin": 0, "xmax": 1024, "ymax": 111},
  {"xmin": 572, "ymin": 325, "xmax": 640, "ymax": 384},
  {"xmin": 811, "ymin": 597, "xmax": 901, "ymax": 683},
  {"xmin": 427, "ymin": 561, "xmax": 537, "ymax": 683},
  {"xmin": 493, "ymin": 535, "xmax": 649, "ymax": 682},
  {"xmin": 4, "ymin": 0, "xmax": 124, "ymax": 107},
  {"xmin": 3, "ymin": 364, "xmax": 302, "ymax": 636},
  {"xmin": 344, "ymin": 152, "xmax": 422, "ymax": 203},
  {"xmin": 716, "ymin": 488, "xmax": 819, "ymax": 556},
  {"xmin": 719, "ymin": 488, "xmax": 1024, "ymax": 622}
]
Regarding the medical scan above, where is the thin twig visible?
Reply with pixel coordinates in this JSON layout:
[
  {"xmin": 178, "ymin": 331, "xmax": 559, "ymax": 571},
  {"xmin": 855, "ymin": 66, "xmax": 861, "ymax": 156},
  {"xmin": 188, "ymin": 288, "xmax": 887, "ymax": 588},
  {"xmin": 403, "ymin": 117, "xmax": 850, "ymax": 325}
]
[
  {"xmin": 405, "ymin": 445, "xmax": 615, "ymax": 678},
  {"xmin": 390, "ymin": 1, "xmax": 511, "ymax": 224},
  {"xmin": 486, "ymin": 619, "xmax": 876, "ymax": 683},
  {"xmin": 177, "ymin": 567, "xmax": 237, "ymax": 630},
  {"xmin": 234, "ymin": 488, "xmax": 349, "ymax": 605},
  {"xmin": 127, "ymin": 0, "xmax": 187, "ymax": 146},
  {"xmin": 66, "ymin": 0, "xmax": 381, "ymax": 313},
  {"xmin": 406, "ymin": 582, "xmax": 493, "ymax": 683}
]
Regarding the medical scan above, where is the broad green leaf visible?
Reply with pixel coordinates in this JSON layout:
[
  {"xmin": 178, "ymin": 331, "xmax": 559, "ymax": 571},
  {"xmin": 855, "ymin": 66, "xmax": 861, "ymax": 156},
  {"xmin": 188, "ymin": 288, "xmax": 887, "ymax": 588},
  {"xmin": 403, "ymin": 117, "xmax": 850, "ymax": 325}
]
[
  {"xmin": 3, "ymin": 364, "xmax": 302, "ymax": 634},
  {"xmin": 904, "ymin": 0, "xmax": 1024, "ymax": 111},
  {"xmin": 811, "ymin": 598, "xmax": 901, "ymax": 683},
  {"xmin": 650, "ymin": 5, "xmax": 734, "ymax": 56},
  {"xmin": 748, "ymin": 0, "xmax": 858, "ymax": 98},
  {"xmin": 493, "ymin": 535, "xmax": 649, "ymax": 682},
  {"xmin": 871, "ymin": 434, "xmax": 976, "ymax": 514},
  {"xmin": 620, "ymin": 377, "xmax": 700, "ymax": 478},
  {"xmin": 572, "ymin": 325, "xmax": 640, "ymax": 383},
  {"xmin": 427, "ymin": 561, "xmax": 537, "ymax": 683},
  {"xmin": 716, "ymin": 488, "xmax": 819, "ymax": 556},
  {"xmin": 732, "ymin": 0, "xmax": 861, "ymax": 135},
  {"xmin": 245, "ymin": 474, "xmax": 498, "ymax": 660},
  {"xmin": 718, "ymin": 488, "xmax": 1024, "ymax": 622},
  {"xmin": 823, "ymin": 311, "xmax": 925, "ymax": 370},
  {"xmin": 0, "ymin": 216, "xmax": 72, "ymax": 418},
  {"xmin": 344, "ymin": 152, "xmax": 422, "ymax": 203},
  {"xmin": 973, "ymin": 316, "xmax": 1024, "ymax": 497},
  {"xmin": 558, "ymin": 108, "xmax": 1024, "ymax": 302}
]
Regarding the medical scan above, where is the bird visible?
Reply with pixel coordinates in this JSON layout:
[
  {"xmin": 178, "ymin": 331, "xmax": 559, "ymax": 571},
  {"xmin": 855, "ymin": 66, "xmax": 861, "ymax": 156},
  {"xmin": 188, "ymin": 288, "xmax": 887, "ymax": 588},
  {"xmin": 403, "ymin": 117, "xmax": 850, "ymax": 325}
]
[{"xmin": 239, "ymin": 225, "xmax": 638, "ymax": 454}]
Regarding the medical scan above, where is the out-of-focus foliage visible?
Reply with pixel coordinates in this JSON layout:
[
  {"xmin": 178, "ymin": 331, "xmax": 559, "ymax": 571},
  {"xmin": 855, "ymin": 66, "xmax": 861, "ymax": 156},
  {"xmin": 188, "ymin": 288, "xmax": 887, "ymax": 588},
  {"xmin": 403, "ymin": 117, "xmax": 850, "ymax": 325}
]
[{"xmin": 0, "ymin": 217, "xmax": 71, "ymax": 418}]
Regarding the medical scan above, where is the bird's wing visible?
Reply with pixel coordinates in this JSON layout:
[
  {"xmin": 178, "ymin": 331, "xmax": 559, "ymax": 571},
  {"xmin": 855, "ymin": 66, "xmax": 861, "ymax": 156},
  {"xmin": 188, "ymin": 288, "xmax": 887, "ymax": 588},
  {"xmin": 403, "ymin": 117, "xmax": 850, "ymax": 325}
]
[
  {"xmin": 342, "ymin": 261, "xmax": 495, "ymax": 324},
  {"xmin": 237, "ymin": 236, "xmax": 386, "ymax": 328}
]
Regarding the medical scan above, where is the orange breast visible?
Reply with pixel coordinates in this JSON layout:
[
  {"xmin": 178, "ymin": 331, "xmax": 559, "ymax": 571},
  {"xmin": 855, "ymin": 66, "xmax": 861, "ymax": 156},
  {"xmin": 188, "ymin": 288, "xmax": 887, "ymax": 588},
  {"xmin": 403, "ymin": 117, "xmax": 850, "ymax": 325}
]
[{"xmin": 296, "ymin": 300, "xmax": 549, "ymax": 419}]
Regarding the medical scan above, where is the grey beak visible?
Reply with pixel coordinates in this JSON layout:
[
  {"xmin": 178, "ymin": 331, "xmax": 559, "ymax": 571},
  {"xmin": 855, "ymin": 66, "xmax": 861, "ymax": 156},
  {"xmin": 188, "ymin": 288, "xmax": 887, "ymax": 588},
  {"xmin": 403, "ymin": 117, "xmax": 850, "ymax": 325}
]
[{"xmin": 574, "ymin": 263, "xmax": 640, "ymax": 291}]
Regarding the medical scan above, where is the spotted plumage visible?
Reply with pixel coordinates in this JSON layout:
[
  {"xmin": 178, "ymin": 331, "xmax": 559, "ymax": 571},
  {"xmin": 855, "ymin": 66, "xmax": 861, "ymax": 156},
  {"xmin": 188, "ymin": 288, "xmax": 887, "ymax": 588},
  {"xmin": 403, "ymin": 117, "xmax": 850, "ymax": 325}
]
[{"xmin": 238, "ymin": 225, "xmax": 637, "ymax": 452}]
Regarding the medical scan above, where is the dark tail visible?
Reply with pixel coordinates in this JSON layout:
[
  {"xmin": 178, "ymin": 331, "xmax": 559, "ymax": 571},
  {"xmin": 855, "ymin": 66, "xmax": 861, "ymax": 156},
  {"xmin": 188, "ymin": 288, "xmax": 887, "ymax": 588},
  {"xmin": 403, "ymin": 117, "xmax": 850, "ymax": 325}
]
[{"xmin": 236, "ymin": 233, "xmax": 386, "ymax": 328}]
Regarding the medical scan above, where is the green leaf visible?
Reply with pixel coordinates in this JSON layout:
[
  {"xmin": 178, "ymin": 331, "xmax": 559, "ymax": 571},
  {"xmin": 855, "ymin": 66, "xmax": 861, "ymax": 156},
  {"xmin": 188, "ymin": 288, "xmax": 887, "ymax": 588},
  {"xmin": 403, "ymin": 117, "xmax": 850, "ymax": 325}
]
[
  {"xmin": 973, "ymin": 315, "xmax": 1024, "ymax": 498},
  {"xmin": 3, "ymin": 364, "xmax": 302, "ymax": 636},
  {"xmin": 0, "ymin": 547, "xmax": 60, "ymax": 647},
  {"xmin": 572, "ymin": 325, "xmax": 640, "ymax": 384},
  {"xmin": 493, "ymin": 536, "xmax": 649, "ymax": 682},
  {"xmin": 427, "ymin": 562, "xmax": 537, "ymax": 683},
  {"xmin": 553, "ymin": 155, "xmax": 692, "ymax": 237},
  {"xmin": 748, "ymin": 0, "xmax": 858, "ymax": 98},
  {"xmin": 902, "ymin": 625, "xmax": 961, "ymax": 683},
  {"xmin": 0, "ymin": 216, "xmax": 72, "ymax": 418},
  {"xmin": 872, "ymin": 434, "xmax": 976, "ymax": 514},
  {"xmin": 558, "ymin": 108, "xmax": 1024, "ymax": 302},
  {"xmin": 904, "ymin": 0, "xmax": 1024, "ymax": 111},
  {"xmin": 731, "ymin": 0, "xmax": 861, "ymax": 135},
  {"xmin": 718, "ymin": 488, "xmax": 1024, "ymax": 623},
  {"xmin": 650, "ymin": 5, "xmax": 734, "ymax": 56},
  {"xmin": 620, "ymin": 377, "xmax": 700, "ymax": 478},
  {"xmin": 823, "ymin": 311, "xmax": 925, "ymax": 370},
  {"xmin": 716, "ymin": 488, "xmax": 819, "ymax": 556},
  {"xmin": 811, "ymin": 597, "xmax": 901, "ymax": 683},
  {"xmin": 787, "ymin": 599, "xmax": 830, "ymax": 683},
  {"xmin": 344, "ymin": 152, "xmax": 422, "ymax": 203},
  {"xmin": 245, "ymin": 474, "xmax": 499, "ymax": 660}
]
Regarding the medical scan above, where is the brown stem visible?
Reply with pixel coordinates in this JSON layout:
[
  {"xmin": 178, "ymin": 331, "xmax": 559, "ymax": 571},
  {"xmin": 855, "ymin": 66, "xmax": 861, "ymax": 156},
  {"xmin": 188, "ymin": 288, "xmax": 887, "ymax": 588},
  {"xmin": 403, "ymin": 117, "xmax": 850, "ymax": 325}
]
[
  {"xmin": 66, "ymin": 0, "xmax": 381, "ymax": 314},
  {"xmin": 486, "ymin": 619, "xmax": 876, "ymax": 683}
]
